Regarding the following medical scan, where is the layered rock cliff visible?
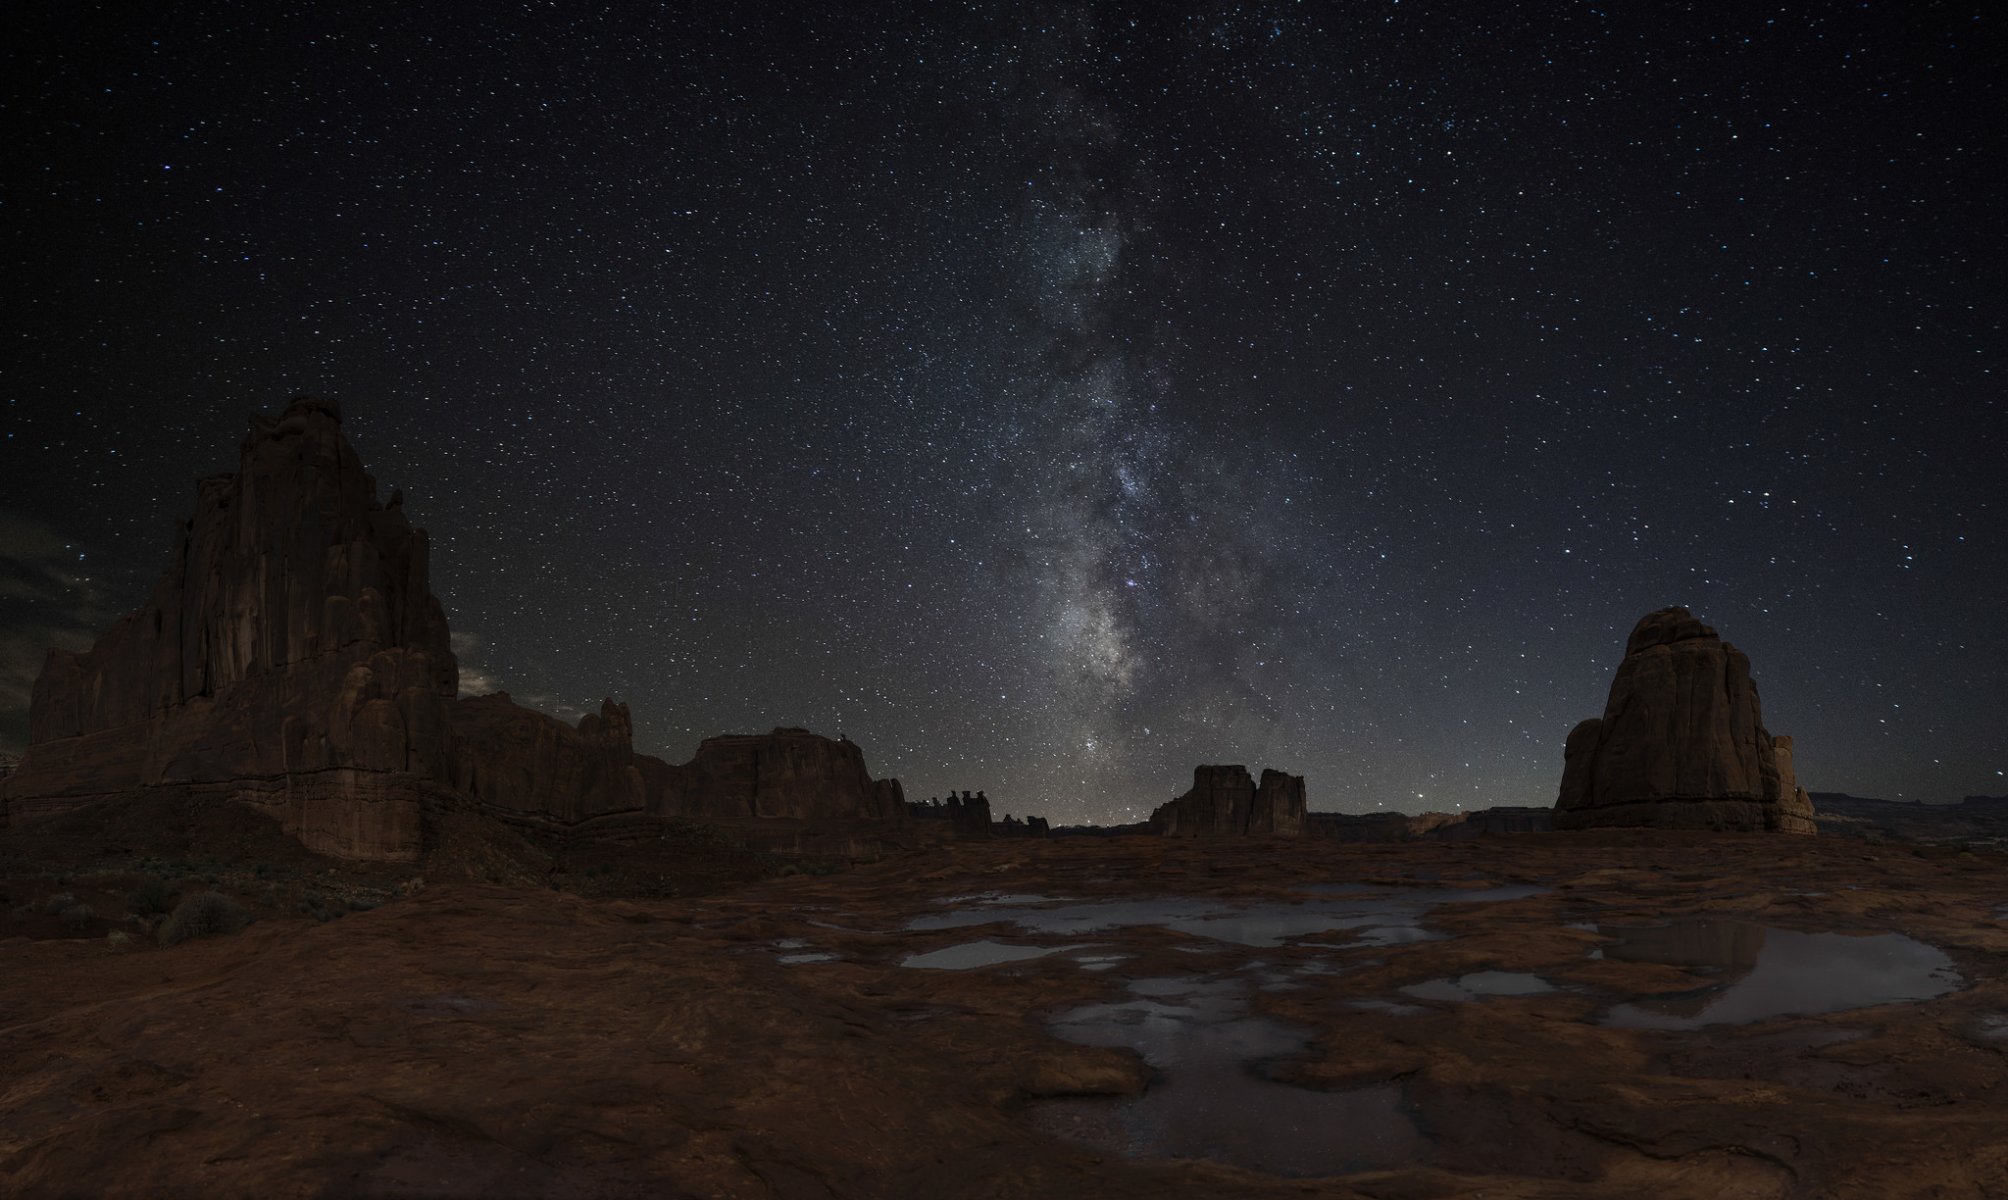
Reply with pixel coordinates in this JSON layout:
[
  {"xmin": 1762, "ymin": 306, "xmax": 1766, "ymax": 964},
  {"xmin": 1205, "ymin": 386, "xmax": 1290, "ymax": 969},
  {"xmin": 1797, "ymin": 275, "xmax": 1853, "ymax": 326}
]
[
  {"xmin": 1149, "ymin": 765, "xmax": 1306, "ymax": 837},
  {"xmin": 654, "ymin": 728, "xmax": 908, "ymax": 823},
  {"xmin": 1553, "ymin": 607, "xmax": 1816, "ymax": 833},
  {"xmin": 0, "ymin": 398, "xmax": 906, "ymax": 859},
  {"xmin": 1, "ymin": 399, "xmax": 456, "ymax": 858}
]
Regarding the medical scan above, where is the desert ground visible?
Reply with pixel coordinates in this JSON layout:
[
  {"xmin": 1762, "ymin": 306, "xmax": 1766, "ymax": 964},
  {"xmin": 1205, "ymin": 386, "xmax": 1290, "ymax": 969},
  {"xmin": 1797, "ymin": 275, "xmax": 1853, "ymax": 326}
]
[{"xmin": 5, "ymin": 822, "xmax": 2008, "ymax": 1199}]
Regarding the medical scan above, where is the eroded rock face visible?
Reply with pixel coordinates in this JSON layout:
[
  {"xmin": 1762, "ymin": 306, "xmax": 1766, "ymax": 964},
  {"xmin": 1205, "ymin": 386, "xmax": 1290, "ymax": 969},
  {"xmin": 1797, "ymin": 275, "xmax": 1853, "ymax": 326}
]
[
  {"xmin": 451, "ymin": 695, "xmax": 649, "ymax": 829},
  {"xmin": 660, "ymin": 728, "xmax": 906, "ymax": 822},
  {"xmin": 1149, "ymin": 765, "xmax": 1306, "ymax": 837},
  {"xmin": 1, "ymin": 399, "xmax": 456, "ymax": 859},
  {"xmin": 1553, "ymin": 607, "xmax": 1816, "ymax": 834},
  {"xmin": 0, "ymin": 399, "xmax": 906, "ymax": 859}
]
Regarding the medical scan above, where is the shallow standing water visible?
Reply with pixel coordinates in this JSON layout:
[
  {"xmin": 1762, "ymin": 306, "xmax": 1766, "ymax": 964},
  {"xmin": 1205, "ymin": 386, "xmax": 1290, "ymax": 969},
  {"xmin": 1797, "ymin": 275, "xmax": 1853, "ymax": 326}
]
[
  {"xmin": 906, "ymin": 884, "xmax": 1544, "ymax": 948},
  {"xmin": 1031, "ymin": 977, "xmax": 1427, "ymax": 1176},
  {"xmin": 1598, "ymin": 919, "xmax": 1961, "ymax": 1029}
]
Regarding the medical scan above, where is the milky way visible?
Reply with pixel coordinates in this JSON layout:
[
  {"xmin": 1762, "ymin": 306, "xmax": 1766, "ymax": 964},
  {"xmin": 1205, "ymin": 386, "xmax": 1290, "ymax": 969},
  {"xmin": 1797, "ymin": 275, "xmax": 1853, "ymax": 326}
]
[{"xmin": 2, "ymin": 3, "xmax": 2001, "ymax": 822}]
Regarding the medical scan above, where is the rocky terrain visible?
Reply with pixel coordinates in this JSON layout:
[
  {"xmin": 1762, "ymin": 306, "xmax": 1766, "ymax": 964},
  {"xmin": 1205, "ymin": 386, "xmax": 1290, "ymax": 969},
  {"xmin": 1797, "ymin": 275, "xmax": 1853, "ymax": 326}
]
[
  {"xmin": 1150, "ymin": 765, "xmax": 1307, "ymax": 837},
  {"xmin": 0, "ymin": 400, "xmax": 909, "ymax": 861},
  {"xmin": 3, "ymin": 827, "xmax": 2005, "ymax": 1198},
  {"xmin": 1555, "ymin": 607, "xmax": 1817, "ymax": 833}
]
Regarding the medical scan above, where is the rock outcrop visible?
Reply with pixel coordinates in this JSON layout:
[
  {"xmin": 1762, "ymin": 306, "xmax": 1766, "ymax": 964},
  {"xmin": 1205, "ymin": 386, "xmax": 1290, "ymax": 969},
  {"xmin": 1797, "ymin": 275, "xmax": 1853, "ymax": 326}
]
[
  {"xmin": 0, "ymin": 399, "xmax": 456, "ymax": 859},
  {"xmin": 0, "ymin": 398, "xmax": 906, "ymax": 859},
  {"xmin": 1149, "ymin": 766, "xmax": 1306, "ymax": 837},
  {"xmin": 1307, "ymin": 805, "xmax": 1552, "ymax": 843},
  {"xmin": 655, "ymin": 728, "xmax": 907, "ymax": 822},
  {"xmin": 1553, "ymin": 607, "xmax": 1816, "ymax": 834}
]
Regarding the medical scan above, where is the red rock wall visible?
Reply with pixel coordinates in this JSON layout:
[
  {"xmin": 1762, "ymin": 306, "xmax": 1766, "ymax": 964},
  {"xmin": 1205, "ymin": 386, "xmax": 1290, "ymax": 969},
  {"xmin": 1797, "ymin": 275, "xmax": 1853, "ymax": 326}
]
[
  {"xmin": 1554, "ymin": 607, "xmax": 1817, "ymax": 833},
  {"xmin": 1150, "ymin": 765, "xmax": 1306, "ymax": 837},
  {"xmin": 0, "ymin": 398, "xmax": 908, "ymax": 858}
]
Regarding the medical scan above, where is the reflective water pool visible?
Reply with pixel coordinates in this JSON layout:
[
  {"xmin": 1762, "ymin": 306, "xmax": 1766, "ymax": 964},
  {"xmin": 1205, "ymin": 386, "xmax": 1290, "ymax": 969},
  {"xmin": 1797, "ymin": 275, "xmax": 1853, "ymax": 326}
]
[
  {"xmin": 1032, "ymin": 977, "xmax": 1427, "ymax": 1176},
  {"xmin": 1401, "ymin": 971, "xmax": 1557, "ymax": 1003},
  {"xmin": 900, "ymin": 940, "xmax": 1083, "ymax": 970},
  {"xmin": 907, "ymin": 885, "xmax": 1543, "ymax": 949},
  {"xmin": 1598, "ymin": 920, "xmax": 1961, "ymax": 1029}
]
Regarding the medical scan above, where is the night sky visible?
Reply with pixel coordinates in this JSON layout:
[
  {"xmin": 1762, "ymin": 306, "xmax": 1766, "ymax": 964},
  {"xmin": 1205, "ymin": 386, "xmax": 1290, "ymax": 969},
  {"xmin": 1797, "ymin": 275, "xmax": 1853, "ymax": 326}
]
[{"xmin": 3, "ymin": 3, "xmax": 2001, "ymax": 824}]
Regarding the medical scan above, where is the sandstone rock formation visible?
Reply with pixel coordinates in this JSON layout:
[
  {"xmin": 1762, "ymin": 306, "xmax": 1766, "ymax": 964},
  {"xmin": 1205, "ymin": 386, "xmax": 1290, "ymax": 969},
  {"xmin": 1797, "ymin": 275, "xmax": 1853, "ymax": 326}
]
[
  {"xmin": 1553, "ymin": 607, "xmax": 1816, "ymax": 833},
  {"xmin": 1307, "ymin": 805, "xmax": 1552, "ymax": 843},
  {"xmin": 1149, "ymin": 765, "xmax": 1306, "ymax": 837},
  {"xmin": 0, "ymin": 398, "xmax": 906, "ymax": 859},
  {"xmin": 0, "ymin": 399, "xmax": 456, "ymax": 859},
  {"xmin": 657, "ymin": 729, "xmax": 907, "ymax": 823}
]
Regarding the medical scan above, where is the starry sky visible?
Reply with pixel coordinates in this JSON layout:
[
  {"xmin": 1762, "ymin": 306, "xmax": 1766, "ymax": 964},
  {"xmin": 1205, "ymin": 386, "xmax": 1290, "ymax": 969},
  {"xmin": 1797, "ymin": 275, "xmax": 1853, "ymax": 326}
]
[{"xmin": 2, "ymin": 2, "xmax": 2002, "ymax": 823}]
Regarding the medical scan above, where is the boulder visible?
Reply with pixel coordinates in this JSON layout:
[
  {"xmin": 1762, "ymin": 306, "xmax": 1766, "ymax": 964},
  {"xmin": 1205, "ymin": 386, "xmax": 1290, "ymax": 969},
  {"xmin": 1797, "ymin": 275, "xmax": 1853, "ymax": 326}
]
[
  {"xmin": 1553, "ymin": 607, "xmax": 1816, "ymax": 833},
  {"xmin": 1149, "ymin": 765, "xmax": 1306, "ymax": 837}
]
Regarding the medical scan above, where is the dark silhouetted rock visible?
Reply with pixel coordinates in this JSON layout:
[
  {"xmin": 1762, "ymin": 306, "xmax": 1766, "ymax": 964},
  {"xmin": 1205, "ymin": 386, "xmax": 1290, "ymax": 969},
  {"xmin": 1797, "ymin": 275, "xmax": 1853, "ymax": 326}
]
[
  {"xmin": 450, "ymin": 695, "xmax": 649, "ymax": 828},
  {"xmin": 1149, "ymin": 766, "xmax": 1306, "ymax": 837},
  {"xmin": 1, "ymin": 398, "xmax": 456, "ymax": 859},
  {"xmin": 1553, "ymin": 607, "xmax": 1816, "ymax": 834},
  {"xmin": 1306, "ymin": 810, "xmax": 1465, "ymax": 843},
  {"xmin": 0, "ymin": 399, "xmax": 906, "ymax": 859},
  {"xmin": 658, "ymin": 728, "xmax": 905, "ymax": 822}
]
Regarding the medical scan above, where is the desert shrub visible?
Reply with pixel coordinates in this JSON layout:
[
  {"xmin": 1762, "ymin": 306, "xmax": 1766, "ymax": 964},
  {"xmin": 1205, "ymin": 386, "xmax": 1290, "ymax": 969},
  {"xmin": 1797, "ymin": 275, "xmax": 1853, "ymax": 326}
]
[
  {"xmin": 127, "ymin": 878, "xmax": 178, "ymax": 917},
  {"xmin": 157, "ymin": 892, "xmax": 251, "ymax": 947},
  {"xmin": 38, "ymin": 891, "xmax": 77, "ymax": 915},
  {"xmin": 59, "ymin": 903, "xmax": 95, "ymax": 928},
  {"xmin": 106, "ymin": 929, "xmax": 133, "ymax": 951}
]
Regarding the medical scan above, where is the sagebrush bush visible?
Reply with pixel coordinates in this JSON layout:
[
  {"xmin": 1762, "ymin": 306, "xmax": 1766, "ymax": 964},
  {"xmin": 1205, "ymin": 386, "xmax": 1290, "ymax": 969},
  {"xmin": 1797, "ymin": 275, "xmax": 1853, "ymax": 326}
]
[
  {"xmin": 39, "ymin": 891, "xmax": 77, "ymax": 915},
  {"xmin": 127, "ymin": 878, "xmax": 177, "ymax": 916},
  {"xmin": 157, "ymin": 892, "xmax": 251, "ymax": 947},
  {"xmin": 59, "ymin": 903, "xmax": 94, "ymax": 928}
]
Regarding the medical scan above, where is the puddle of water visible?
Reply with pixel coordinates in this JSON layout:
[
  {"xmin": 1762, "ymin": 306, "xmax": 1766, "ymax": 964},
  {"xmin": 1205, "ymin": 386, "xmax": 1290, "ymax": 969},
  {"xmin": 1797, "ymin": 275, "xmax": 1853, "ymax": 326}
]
[
  {"xmin": 908, "ymin": 886, "xmax": 1543, "ymax": 949},
  {"xmin": 1976, "ymin": 1015, "xmax": 2008, "ymax": 1040},
  {"xmin": 1033, "ymin": 978, "xmax": 1427, "ymax": 1175},
  {"xmin": 1598, "ymin": 920, "xmax": 1961, "ymax": 1029},
  {"xmin": 775, "ymin": 938, "xmax": 809, "ymax": 949},
  {"xmin": 1349, "ymin": 998, "xmax": 1428, "ymax": 1016},
  {"xmin": 1072, "ymin": 951, "xmax": 1130, "ymax": 972},
  {"xmin": 938, "ymin": 892, "xmax": 1069, "ymax": 906},
  {"xmin": 778, "ymin": 952, "xmax": 838, "ymax": 965},
  {"xmin": 901, "ymin": 940, "xmax": 1081, "ymax": 970},
  {"xmin": 1400, "ymin": 972, "xmax": 1556, "ymax": 1003}
]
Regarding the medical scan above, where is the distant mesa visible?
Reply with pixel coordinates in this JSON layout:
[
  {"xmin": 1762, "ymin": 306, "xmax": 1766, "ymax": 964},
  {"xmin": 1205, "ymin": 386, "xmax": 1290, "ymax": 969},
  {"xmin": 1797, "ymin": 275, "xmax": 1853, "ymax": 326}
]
[
  {"xmin": 905, "ymin": 791, "xmax": 1051, "ymax": 837},
  {"xmin": 1150, "ymin": 765, "xmax": 1306, "ymax": 837},
  {"xmin": 0, "ymin": 397, "xmax": 905, "ymax": 860},
  {"xmin": 1309, "ymin": 806, "xmax": 1553, "ymax": 843},
  {"xmin": 1553, "ymin": 607, "xmax": 1816, "ymax": 834}
]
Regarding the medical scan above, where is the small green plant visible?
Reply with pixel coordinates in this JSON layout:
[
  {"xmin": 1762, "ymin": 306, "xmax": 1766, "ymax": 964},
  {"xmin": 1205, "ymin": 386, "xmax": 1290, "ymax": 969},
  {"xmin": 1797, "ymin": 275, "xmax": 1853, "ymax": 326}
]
[
  {"xmin": 127, "ymin": 878, "xmax": 178, "ymax": 917},
  {"xmin": 157, "ymin": 892, "xmax": 251, "ymax": 947}
]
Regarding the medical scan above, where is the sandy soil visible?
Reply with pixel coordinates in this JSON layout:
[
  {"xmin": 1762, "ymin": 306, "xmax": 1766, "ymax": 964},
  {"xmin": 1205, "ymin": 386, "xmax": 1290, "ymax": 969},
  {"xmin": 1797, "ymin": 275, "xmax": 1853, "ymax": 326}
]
[{"xmin": 4, "ymin": 832, "xmax": 2007, "ymax": 1199}]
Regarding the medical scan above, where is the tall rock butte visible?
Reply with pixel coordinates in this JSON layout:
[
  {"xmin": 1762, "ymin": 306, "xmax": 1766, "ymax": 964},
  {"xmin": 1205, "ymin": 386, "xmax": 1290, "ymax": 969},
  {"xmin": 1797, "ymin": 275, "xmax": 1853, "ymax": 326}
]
[
  {"xmin": 0, "ymin": 398, "xmax": 904, "ymax": 859},
  {"xmin": 1150, "ymin": 765, "xmax": 1307, "ymax": 837},
  {"xmin": 1553, "ymin": 607, "xmax": 1816, "ymax": 834}
]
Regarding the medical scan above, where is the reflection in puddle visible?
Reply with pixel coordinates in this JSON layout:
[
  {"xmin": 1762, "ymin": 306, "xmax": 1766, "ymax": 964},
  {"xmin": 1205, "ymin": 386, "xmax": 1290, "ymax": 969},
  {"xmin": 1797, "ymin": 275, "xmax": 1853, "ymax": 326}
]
[
  {"xmin": 1033, "ymin": 978, "xmax": 1427, "ymax": 1175},
  {"xmin": 1349, "ymin": 998, "xmax": 1428, "ymax": 1016},
  {"xmin": 1401, "ymin": 971, "xmax": 1557, "ymax": 1003},
  {"xmin": 909, "ymin": 886, "xmax": 1543, "ymax": 948},
  {"xmin": 1072, "ymin": 951, "xmax": 1131, "ymax": 972},
  {"xmin": 1599, "ymin": 920, "xmax": 1960, "ymax": 1029},
  {"xmin": 901, "ymin": 940, "xmax": 1081, "ymax": 970},
  {"xmin": 1977, "ymin": 1015, "xmax": 2008, "ymax": 1040}
]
